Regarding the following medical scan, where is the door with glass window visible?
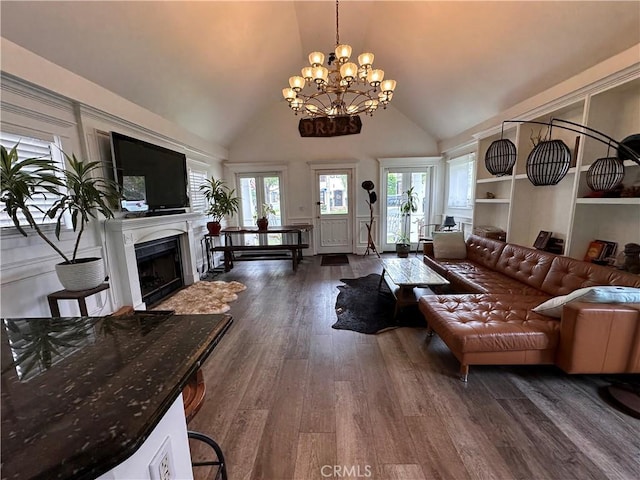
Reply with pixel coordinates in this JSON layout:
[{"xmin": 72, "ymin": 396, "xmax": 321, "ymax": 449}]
[
  {"xmin": 315, "ymin": 170, "xmax": 352, "ymax": 253},
  {"xmin": 383, "ymin": 169, "xmax": 431, "ymax": 251},
  {"xmin": 238, "ymin": 174, "xmax": 282, "ymax": 245}
]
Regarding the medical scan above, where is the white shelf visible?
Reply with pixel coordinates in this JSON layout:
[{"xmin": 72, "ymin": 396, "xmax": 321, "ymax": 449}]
[
  {"xmin": 575, "ymin": 197, "xmax": 640, "ymax": 205},
  {"xmin": 476, "ymin": 176, "xmax": 513, "ymax": 184},
  {"xmin": 475, "ymin": 198, "xmax": 511, "ymax": 204},
  {"xmin": 472, "ymin": 72, "xmax": 639, "ymax": 261}
]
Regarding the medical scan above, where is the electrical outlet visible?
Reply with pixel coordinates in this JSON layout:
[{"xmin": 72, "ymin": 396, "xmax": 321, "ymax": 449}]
[{"xmin": 149, "ymin": 436, "xmax": 174, "ymax": 480}]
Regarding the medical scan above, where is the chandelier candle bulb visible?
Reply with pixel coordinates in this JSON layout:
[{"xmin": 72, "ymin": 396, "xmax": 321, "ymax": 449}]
[
  {"xmin": 367, "ymin": 69, "xmax": 384, "ymax": 87},
  {"xmin": 282, "ymin": 88, "xmax": 296, "ymax": 102},
  {"xmin": 291, "ymin": 97, "xmax": 304, "ymax": 112},
  {"xmin": 309, "ymin": 52, "xmax": 325, "ymax": 66},
  {"xmin": 289, "ymin": 76, "xmax": 305, "ymax": 91},
  {"xmin": 378, "ymin": 91, "xmax": 393, "ymax": 104},
  {"xmin": 301, "ymin": 66, "xmax": 314, "ymax": 81},
  {"xmin": 335, "ymin": 44, "xmax": 352, "ymax": 62},
  {"xmin": 380, "ymin": 79, "xmax": 396, "ymax": 94},
  {"xmin": 358, "ymin": 52, "xmax": 374, "ymax": 67},
  {"xmin": 339, "ymin": 62, "xmax": 358, "ymax": 82},
  {"xmin": 313, "ymin": 66, "xmax": 329, "ymax": 85}
]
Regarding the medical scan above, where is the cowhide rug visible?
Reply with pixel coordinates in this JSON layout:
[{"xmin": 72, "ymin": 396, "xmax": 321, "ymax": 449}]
[{"xmin": 153, "ymin": 280, "xmax": 246, "ymax": 314}]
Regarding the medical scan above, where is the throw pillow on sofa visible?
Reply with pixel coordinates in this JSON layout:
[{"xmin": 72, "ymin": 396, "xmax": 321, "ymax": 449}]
[
  {"xmin": 532, "ymin": 286, "xmax": 640, "ymax": 318},
  {"xmin": 433, "ymin": 231, "xmax": 467, "ymax": 259}
]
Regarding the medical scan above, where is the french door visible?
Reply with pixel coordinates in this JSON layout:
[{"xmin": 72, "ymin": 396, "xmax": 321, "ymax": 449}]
[
  {"xmin": 382, "ymin": 168, "xmax": 432, "ymax": 251},
  {"xmin": 237, "ymin": 173, "xmax": 282, "ymax": 245},
  {"xmin": 315, "ymin": 169, "xmax": 353, "ymax": 254}
]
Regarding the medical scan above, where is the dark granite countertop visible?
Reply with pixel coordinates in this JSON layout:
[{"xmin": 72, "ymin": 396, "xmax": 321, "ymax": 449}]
[{"xmin": 0, "ymin": 312, "xmax": 232, "ymax": 480}]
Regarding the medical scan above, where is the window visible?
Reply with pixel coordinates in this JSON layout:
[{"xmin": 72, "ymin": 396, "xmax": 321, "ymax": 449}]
[
  {"xmin": 384, "ymin": 168, "xmax": 432, "ymax": 245},
  {"xmin": 0, "ymin": 131, "xmax": 66, "ymax": 229},
  {"xmin": 187, "ymin": 165, "xmax": 208, "ymax": 213},
  {"xmin": 447, "ymin": 153, "xmax": 475, "ymax": 208}
]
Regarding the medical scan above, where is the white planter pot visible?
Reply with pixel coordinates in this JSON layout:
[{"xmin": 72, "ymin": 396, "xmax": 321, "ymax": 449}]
[{"xmin": 55, "ymin": 257, "xmax": 105, "ymax": 291}]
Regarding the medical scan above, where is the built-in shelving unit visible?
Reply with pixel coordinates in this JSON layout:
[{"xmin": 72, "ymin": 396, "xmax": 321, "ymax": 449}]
[{"xmin": 472, "ymin": 70, "xmax": 640, "ymax": 260}]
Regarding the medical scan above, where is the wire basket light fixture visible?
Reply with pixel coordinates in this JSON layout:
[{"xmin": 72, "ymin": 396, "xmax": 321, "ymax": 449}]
[
  {"xmin": 282, "ymin": 0, "xmax": 396, "ymax": 119},
  {"xmin": 493, "ymin": 118, "xmax": 639, "ymax": 186}
]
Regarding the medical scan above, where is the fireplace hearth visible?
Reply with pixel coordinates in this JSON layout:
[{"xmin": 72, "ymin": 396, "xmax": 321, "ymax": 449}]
[{"xmin": 135, "ymin": 236, "xmax": 184, "ymax": 306}]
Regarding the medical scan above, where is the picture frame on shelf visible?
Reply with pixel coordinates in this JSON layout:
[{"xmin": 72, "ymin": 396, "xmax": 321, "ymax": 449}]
[{"xmin": 533, "ymin": 230, "xmax": 552, "ymax": 250}]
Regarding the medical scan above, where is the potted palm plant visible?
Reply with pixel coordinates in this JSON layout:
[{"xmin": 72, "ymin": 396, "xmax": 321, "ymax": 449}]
[
  {"xmin": 396, "ymin": 186, "xmax": 418, "ymax": 257},
  {"xmin": 200, "ymin": 177, "xmax": 240, "ymax": 235},
  {"xmin": 1, "ymin": 144, "xmax": 120, "ymax": 291}
]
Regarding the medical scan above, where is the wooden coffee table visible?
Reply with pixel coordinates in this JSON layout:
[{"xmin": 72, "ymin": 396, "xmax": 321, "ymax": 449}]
[{"xmin": 379, "ymin": 257, "xmax": 449, "ymax": 318}]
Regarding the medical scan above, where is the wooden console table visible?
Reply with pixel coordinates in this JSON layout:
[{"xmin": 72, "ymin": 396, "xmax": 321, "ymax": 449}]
[
  {"xmin": 213, "ymin": 225, "xmax": 312, "ymax": 272},
  {"xmin": 47, "ymin": 283, "xmax": 110, "ymax": 317}
]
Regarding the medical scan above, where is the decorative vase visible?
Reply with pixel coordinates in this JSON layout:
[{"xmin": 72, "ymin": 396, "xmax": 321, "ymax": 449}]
[
  {"xmin": 526, "ymin": 139, "xmax": 571, "ymax": 186},
  {"xmin": 207, "ymin": 221, "xmax": 222, "ymax": 236},
  {"xmin": 256, "ymin": 218, "xmax": 269, "ymax": 230},
  {"xmin": 55, "ymin": 257, "xmax": 105, "ymax": 291}
]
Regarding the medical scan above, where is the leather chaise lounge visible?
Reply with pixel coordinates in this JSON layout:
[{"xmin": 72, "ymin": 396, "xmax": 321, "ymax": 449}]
[{"xmin": 418, "ymin": 235, "xmax": 640, "ymax": 381}]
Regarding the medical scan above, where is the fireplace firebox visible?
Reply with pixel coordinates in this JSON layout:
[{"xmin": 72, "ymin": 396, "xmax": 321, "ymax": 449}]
[{"xmin": 135, "ymin": 236, "xmax": 184, "ymax": 306}]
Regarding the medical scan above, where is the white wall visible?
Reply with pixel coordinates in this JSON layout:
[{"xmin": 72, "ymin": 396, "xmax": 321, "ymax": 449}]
[
  {"xmin": 228, "ymin": 101, "xmax": 439, "ymax": 251},
  {"xmin": 0, "ymin": 40, "xmax": 226, "ymax": 318}
]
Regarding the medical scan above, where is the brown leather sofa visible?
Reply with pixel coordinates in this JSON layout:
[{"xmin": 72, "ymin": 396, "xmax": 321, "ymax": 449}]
[{"xmin": 418, "ymin": 235, "xmax": 640, "ymax": 381}]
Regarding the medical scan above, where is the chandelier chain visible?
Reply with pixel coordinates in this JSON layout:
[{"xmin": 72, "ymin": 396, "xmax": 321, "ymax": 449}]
[{"xmin": 335, "ymin": 0, "xmax": 340, "ymax": 46}]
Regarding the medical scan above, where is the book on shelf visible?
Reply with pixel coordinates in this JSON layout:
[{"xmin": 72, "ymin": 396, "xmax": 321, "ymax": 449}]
[
  {"xmin": 584, "ymin": 240, "xmax": 606, "ymax": 262},
  {"xmin": 584, "ymin": 240, "xmax": 618, "ymax": 264},
  {"xmin": 595, "ymin": 239, "xmax": 618, "ymax": 264}
]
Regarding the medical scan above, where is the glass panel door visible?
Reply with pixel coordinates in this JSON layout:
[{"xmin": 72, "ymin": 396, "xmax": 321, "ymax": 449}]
[
  {"xmin": 383, "ymin": 168, "xmax": 431, "ymax": 251},
  {"xmin": 237, "ymin": 174, "xmax": 282, "ymax": 245},
  {"xmin": 316, "ymin": 170, "xmax": 353, "ymax": 254}
]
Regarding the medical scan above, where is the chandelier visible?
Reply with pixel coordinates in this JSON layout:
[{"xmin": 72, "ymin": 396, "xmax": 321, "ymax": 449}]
[{"xmin": 282, "ymin": 0, "xmax": 396, "ymax": 119}]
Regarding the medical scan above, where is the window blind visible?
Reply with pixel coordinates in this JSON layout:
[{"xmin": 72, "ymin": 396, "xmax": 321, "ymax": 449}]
[
  {"xmin": 447, "ymin": 153, "xmax": 475, "ymax": 208},
  {"xmin": 188, "ymin": 166, "xmax": 208, "ymax": 213},
  {"xmin": 0, "ymin": 132, "xmax": 64, "ymax": 229}
]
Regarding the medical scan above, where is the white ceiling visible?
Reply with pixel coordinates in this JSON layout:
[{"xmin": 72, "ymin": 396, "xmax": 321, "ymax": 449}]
[{"xmin": 1, "ymin": 1, "xmax": 639, "ymax": 149}]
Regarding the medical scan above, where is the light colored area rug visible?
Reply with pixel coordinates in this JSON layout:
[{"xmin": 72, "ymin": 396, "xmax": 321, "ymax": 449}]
[{"xmin": 153, "ymin": 281, "xmax": 246, "ymax": 314}]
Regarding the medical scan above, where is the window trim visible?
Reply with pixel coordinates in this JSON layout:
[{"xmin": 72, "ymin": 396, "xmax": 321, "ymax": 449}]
[{"xmin": 0, "ymin": 131, "xmax": 69, "ymax": 233}]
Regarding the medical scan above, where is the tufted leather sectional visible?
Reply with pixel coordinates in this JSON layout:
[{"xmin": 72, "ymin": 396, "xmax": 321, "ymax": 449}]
[{"xmin": 418, "ymin": 235, "xmax": 640, "ymax": 381}]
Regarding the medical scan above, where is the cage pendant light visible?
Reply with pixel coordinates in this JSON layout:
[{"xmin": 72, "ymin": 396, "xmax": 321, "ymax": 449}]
[
  {"xmin": 526, "ymin": 131, "xmax": 571, "ymax": 186},
  {"xmin": 586, "ymin": 157, "xmax": 625, "ymax": 192},
  {"xmin": 485, "ymin": 137, "xmax": 517, "ymax": 176}
]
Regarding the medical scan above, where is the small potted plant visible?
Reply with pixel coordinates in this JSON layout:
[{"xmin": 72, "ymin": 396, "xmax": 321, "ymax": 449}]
[
  {"xmin": 200, "ymin": 177, "xmax": 240, "ymax": 235},
  {"xmin": 1, "ymin": 144, "xmax": 120, "ymax": 291},
  {"xmin": 396, "ymin": 186, "xmax": 418, "ymax": 257},
  {"xmin": 257, "ymin": 203, "xmax": 275, "ymax": 230}
]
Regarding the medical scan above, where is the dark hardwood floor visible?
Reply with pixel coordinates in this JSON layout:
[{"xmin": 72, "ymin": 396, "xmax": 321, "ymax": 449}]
[{"xmin": 188, "ymin": 253, "xmax": 639, "ymax": 480}]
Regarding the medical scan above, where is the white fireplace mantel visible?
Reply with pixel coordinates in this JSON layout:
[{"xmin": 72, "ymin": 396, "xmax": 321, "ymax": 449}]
[{"xmin": 104, "ymin": 213, "xmax": 204, "ymax": 310}]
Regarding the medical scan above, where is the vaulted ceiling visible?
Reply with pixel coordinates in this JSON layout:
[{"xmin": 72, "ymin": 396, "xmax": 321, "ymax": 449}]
[{"xmin": 2, "ymin": 1, "xmax": 639, "ymax": 149}]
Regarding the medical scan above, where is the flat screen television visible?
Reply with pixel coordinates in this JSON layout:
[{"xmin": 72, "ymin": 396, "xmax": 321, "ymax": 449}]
[{"xmin": 110, "ymin": 132, "xmax": 189, "ymax": 214}]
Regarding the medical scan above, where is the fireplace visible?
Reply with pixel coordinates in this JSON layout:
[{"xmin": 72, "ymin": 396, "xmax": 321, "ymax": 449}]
[
  {"xmin": 104, "ymin": 213, "xmax": 202, "ymax": 310},
  {"xmin": 135, "ymin": 236, "xmax": 184, "ymax": 306}
]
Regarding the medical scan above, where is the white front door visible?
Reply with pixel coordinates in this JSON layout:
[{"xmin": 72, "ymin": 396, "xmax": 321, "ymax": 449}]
[{"xmin": 315, "ymin": 170, "xmax": 353, "ymax": 254}]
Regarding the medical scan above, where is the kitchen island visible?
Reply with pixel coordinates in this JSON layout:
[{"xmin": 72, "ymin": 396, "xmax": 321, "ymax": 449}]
[{"xmin": 0, "ymin": 311, "xmax": 232, "ymax": 480}]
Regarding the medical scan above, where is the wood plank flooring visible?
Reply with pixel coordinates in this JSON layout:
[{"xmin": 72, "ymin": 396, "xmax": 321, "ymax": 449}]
[{"xmin": 188, "ymin": 254, "xmax": 640, "ymax": 480}]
